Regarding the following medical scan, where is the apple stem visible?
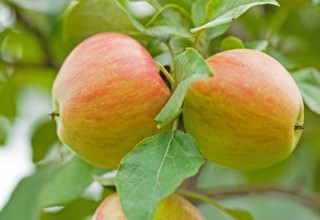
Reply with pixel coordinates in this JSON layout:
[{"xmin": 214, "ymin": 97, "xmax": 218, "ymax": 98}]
[
  {"xmin": 177, "ymin": 189, "xmax": 236, "ymax": 219},
  {"xmin": 48, "ymin": 111, "xmax": 59, "ymax": 120},
  {"xmin": 156, "ymin": 61, "xmax": 174, "ymax": 88},
  {"xmin": 294, "ymin": 123, "xmax": 305, "ymax": 132}
]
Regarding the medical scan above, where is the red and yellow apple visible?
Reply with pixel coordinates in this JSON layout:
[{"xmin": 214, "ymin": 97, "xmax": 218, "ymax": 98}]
[
  {"xmin": 52, "ymin": 33, "xmax": 170, "ymax": 168},
  {"xmin": 93, "ymin": 193, "xmax": 205, "ymax": 220},
  {"xmin": 183, "ymin": 49, "xmax": 304, "ymax": 170}
]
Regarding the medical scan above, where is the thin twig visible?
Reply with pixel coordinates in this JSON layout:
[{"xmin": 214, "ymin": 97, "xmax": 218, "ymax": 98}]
[
  {"xmin": 6, "ymin": 2, "xmax": 59, "ymax": 70},
  {"xmin": 0, "ymin": 58, "xmax": 57, "ymax": 70},
  {"xmin": 201, "ymin": 185, "xmax": 320, "ymax": 211}
]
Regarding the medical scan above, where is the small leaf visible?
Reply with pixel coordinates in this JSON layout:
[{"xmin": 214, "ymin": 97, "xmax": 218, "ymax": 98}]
[
  {"xmin": 291, "ymin": 67, "xmax": 320, "ymax": 115},
  {"xmin": 115, "ymin": 130, "xmax": 204, "ymax": 220},
  {"xmin": 31, "ymin": 119, "xmax": 58, "ymax": 162},
  {"xmin": 175, "ymin": 48, "xmax": 212, "ymax": 83},
  {"xmin": 191, "ymin": 0, "xmax": 230, "ymax": 39},
  {"xmin": 144, "ymin": 4, "xmax": 193, "ymax": 38},
  {"xmin": 39, "ymin": 157, "xmax": 103, "ymax": 207},
  {"xmin": 244, "ymin": 40, "xmax": 269, "ymax": 51},
  {"xmin": 220, "ymin": 36, "xmax": 245, "ymax": 51},
  {"xmin": 0, "ymin": 166, "xmax": 58, "ymax": 220},
  {"xmin": 156, "ymin": 74, "xmax": 209, "ymax": 124},
  {"xmin": 226, "ymin": 208, "xmax": 254, "ymax": 220},
  {"xmin": 64, "ymin": 0, "xmax": 139, "ymax": 40},
  {"xmin": 192, "ymin": 0, "xmax": 279, "ymax": 32},
  {"xmin": 156, "ymin": 48, "xmax": 212, "ymax": 123},
  {"xmin": 40, "ymin": 198, "xmax": 100, "ymax": 220},
  {"xmin": 117, "ymin": 1, "xmax": 193, "ymax": 39}
]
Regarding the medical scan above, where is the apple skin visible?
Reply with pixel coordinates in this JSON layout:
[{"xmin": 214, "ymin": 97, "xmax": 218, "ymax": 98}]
[
  {"xmin": 52, "ymin": 33, "xmax": 170, "ymax": 168},
  {"xmin": 93, "ymin": 193, "xmax": 205, "ymax": 220},
  {"xmin": 183, "ymin": 49, "xmax": 304, "ymax": 170}
]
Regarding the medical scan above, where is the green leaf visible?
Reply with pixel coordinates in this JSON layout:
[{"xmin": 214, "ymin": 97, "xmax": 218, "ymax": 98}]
[
  {"xmin": 31, "ymin": 119, "xmax": 58, "ymax": 162},
  {"xmin": 156, "ymin": 48, "xmax": 212, "ymax": 124},
  {"xmin": 220, "ymin": 36, "xmax": 245, "ymax": 51},
  {"xmin": 0, "ymin": 117, "xmax": 9, "ymax": 146},
  {"xmin": 191, "ymin": 0, "xmax": 230, "ymax": 39},
  {"xmin": 267, "ymin": 49, "xmax": 298, "ymax": 70},
  {"xmin": 64, "ymin": 0, "xmax": 139, "ymax": 40},
  {"xmin": 157, "ymin": 0, "xmax": 194, "ymax": 10},
  {"xmin": 192, "ymin": 0, "xmax": 279, "ymax": 32},
  {"xmin": 156, "ymin": 74, "xmax": 208, "ymax": 124},
  {"xmin": 39, "ymin": 157, "xmax": 102, "ymax": 207},
  {"xmin": 0, "ymin": 79, "xmax": 17, "ymax": 120},
  {"xmin": 191, "ymin": 0, "xmax": 208, "ymax": 26},
  {"xmin": 226, "ymin": 208, "xmax": 254, "ymax": 220},
  {"xmin": 175, "ymin": 48, "xmax": 212, "ymax": 83},
  {"xmin": 291, "ymin": 67, "xmax": 320, "ymax": 115},
  {"xmin": 40, "ymin": 198, "xmax": 99, "ymax": 220},
  {"xmin": 116, "ymin": 0, "xmax": 147, "ymax": 32},
  {"xmin": 205, "ymin": 23, "xmax": 230, "ymax": 39},
  {"xmin": 244, "ymin": 40, "xmax": 268, "ymax": 51},
  {"xmin": 145, "ymin": 4, "xmax": 193, "ymax": 38},
  {"xmin": 117, "ymin": 1, "xmax": 193, "ymax": 39},
  {"xmin": 130, "ymin": 0, "xmax": 194, "ymax": 10},
  {"xmin": 115, "ymin": 130, "xmax": 204, "ymax": 220},
  {"xmin": 0, "ymin": 166, "xmax": 58, "ymax": 220}
]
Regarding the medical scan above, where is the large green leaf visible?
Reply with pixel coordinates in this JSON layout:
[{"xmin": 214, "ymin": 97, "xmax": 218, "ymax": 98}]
[
  {"xmin": 63, "ymin": 0, "xmax": 139, "ymax": 40},
  {"xmin": 291, "ymin": 67, "xmax": 320, "ymax": 115},
  {"xmin": 0, "ymin": 166, "xmax": 58, "ymax": 220},
  {"xmin": 31, "ymin": 119, "xmax": 58, "ymax": 162},
  {"xmin": 192, "ymin": 0, "xmax": 279, "ymax": 32},
  {"xmin": 116, "ymin": 130, "xmax": 204, "ymax": 220},
  {"xmin": 156, "ymin": 48, "xmax": 211, "ymax": 124},
  {"xmin": 39, "ymin": 157, "xmax": 103, "ymax": 207}
]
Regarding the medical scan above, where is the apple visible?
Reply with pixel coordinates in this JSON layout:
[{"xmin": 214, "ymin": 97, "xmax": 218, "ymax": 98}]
[
  {"xmin": 93, "ymin": 193, "xmax": 205, "ymax": 220},
  {"xmin": 52, "ymin": 33, "xmax": 170, "ymax": 168},
  {"xmin": 183, "ymin": 49, "xmax": 304, "ymax": 170}
]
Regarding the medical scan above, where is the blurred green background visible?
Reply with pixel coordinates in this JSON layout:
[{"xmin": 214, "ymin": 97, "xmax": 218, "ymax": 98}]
[{"xmin": 0, "ymin": 0, "xmax": 319, "ymax": 219}]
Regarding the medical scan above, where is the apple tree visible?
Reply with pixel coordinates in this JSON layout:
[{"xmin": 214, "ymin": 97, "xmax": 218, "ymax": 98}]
[{"xmin": 0, "ymin": 0, "xmax": 320, "ymax": 219}]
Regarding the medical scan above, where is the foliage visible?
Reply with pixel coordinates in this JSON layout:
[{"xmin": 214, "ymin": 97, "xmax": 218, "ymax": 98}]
[{"xmin": 0, "ymin": 0, "xmax": 320, "ymax": 219}]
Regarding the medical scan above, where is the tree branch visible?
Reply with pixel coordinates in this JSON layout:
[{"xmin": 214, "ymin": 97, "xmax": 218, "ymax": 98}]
[
  {"xmin": 0, "ymin": 58, "xmax": 57, "ymax": 71},
  {"xmin": 6, "ymin": 2, "xmax": 59, "ymax": 71},
  {"xmin": 201, "ymin": 185, "xmax": 320, "ymax": 211}
]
